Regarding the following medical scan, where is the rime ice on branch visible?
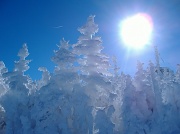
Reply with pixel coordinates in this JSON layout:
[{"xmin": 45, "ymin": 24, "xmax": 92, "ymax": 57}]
[
  {"xmin": 73, "ymin": 15, "xmax": 110, "ymax": 75},
  {"xmin": 14, "ymin": 44, "xmax": 31, "ymax": 74},
  {"xmin": 52, "ymin": 38, "xmax": 76, "ymax": 72}
]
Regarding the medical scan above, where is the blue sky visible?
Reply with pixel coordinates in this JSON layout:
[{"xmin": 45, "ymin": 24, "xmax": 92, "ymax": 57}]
[{"xmin": 1, "ymin": 0, "xmax": 180, "ymax": 79}]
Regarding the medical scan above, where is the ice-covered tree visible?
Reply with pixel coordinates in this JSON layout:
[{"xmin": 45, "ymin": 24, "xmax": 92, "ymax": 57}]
[
  {"xmin": 121, "ymin": 74, "xmax": 138, "ymax": 133},
  {"xmin": 52, "ymin": 38, "xmax": 76, "ymax": 72},
  {"xmin": 14, "ymin": 44, "xmax": 31, "ymax": 74},
  {"xmin": 159, "ymin": 66, "xmax": 180, "ymax": 133},
  {"xmin": 109, "ymin": 57, "xmax": 125, "ymax": 133},
  {"xmin": 73, "ymin": 15, "xmax": 112, "ymax": 103},
  {"xmin": 0, "ymin": 105, "xmax": 5, "ymax": 134},
  {"xmin": 175, "ymin": 64, "xmax": 180, "ymax": 83},
  {"xmin": 73, "ymin": 15, "xmax": 113, "ymax": 133},
  {"xmin": 51, "ymin": 38, "xmax": 78, "ymax": 90},
  {"xmin": 0, "ymin": 61, "xmax": 8, "ymax": 96},
  {"xmin": 94, "ymin": 105, "xmax": 115, "ymax": 134},
  {"xmin": 73, "ymin": 15, "xmax": 110, "ymax": 76},
  {"xmin": 0, "ymin": 62, "xmax": 7, "ymax": 134},
  {"xmin": 69, "ymin": 84, "xmax": 93, "ymax": 134},
  {"xmin": 31, "ymin": 82, "xmax": 72, "ymax": 134},
  {"xmin": 133, "ymin": 61, "xmax": 155, "ymax": 115},
  {"xmin": 37, "ymin": 67, "xmax": 51, "ymax": 89},
  {"xmin": 0, "ymin": 44, "xmax": 33, "ymax": 134}
]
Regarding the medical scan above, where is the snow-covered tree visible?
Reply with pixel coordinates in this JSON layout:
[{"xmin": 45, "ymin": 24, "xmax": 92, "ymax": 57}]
[
  {"xmin": 52, "ymin": 38, "xmax": 76, "ymax": 73},
  {"xmin": 175, "ymin": 64, "xmax": 180, "ymax": 83},
  {"xmin": 0, "ymin": 105, "xmax": 5, "ymax": 134},
  {"xmin": 73, "ymin": 15, "xmax": 114, "ymax": 133},
  {"xmin": 1, "ymin": 44, "xmax": 33, "ymax": 134},
  {"xmin": 94, "ymin": 105, "xmax": 115, "ymax": 134},
  {"xmin": 73, "ymin": 15, "xmax": 110, "ymax": 76},
  {"xmin": 0, "ymin": 62, "xmax": 7, "ymax": 134},
  {"xmin": 0, "ymin": 61, "xmax": 8, "ymax": 96},
  {"xmin": 110, "ymin": 57, "xmax": 125, "ymax": 133},
  {"xmin": 51, "ymin": 38, "xmax": 78, "ymax": 90},
  {"xmin": 14, "ymin": 44, "xmax": 31, "ymax": 74},
  {"xmin": 133, "ymin": 61, "xmax": 155, "ymax": 116},
  {"xmin": 31, "ymin": 82, "xmax": 73, "ymax": 134},
  {"xmin": 37, "ymin": 67, "xmax": 51, "ymax": 89}
]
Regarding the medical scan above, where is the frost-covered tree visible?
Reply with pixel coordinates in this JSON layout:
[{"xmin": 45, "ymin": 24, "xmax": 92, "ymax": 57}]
[
  {"xmin": 73, "ymin": 15, "xmax": 114, "ymax": 133},
  {"xmin": 0, "ymin": 62, "xmax": 7, "ymax": 134},
  {"xmin": 1, "ymin": 44, "xmax": 33, "ymax": 134},
  {"xmin": 175, "ymin": 64, "xmax": 180, "ymax": 83},
  {"xmin": 51, "ymin": 38, "xmax": 78, "ymax": 90},
  {"xmin": 73, "ymin": 15, "xmax": 112, "ymax": 105},
  {"xmin": 30, "ymin": 36, "xmax": 93, "ymax": 133},
  {"xmin": 0, "ymin": 61, "xmax": 8, "ymax": 96},
  {"xmin": 133, "ymin": 61, "xmax": 155, "ymax": 115},
  {"xmin": 110, "ymin": 57, "xmax": 125, "ymax": 133},
  {"xmin": 127, "ymin": 61, "xmax": 156, "ymax": 133},
  {"xmin": 159, "ymin": 66, "xmax": 180, "ymax": 133},
  {"xmin": 69, "ymin": 84, "xmax": 93, "ymax": 134},
  {"xmin": 52, "ymin": 38, "xmax": 76, "ymax": 73},
  {"xmin": 14, "ymin": 44, "xmax": 31, "ymax": 74},
  {"xmin": 73, "ymin": 15, "xmax": 110, "ymax": 76},
  {"xmin": 121, "ymin": 74, "xmax": 138, "ymax": 133},
  {"xmin": 31, "ymin": 82, "xmax": 72, "ymax": 134},
  {"xmin": 2, "ymin": 44, "xmax": 33, "ymax": 94},
  {"xmin": 94, "ymin": 105, "xmax": 115, "ymax": 134},
  {"xmin": 37, "ymin": 67, "xmax": 51, "ymax": 89},
  {"xmin": 31, "ymin": 73, "xmax": 93, "ymax": 134},
  {"xmin": 0, "ymin": 105, "xmax": 5, "ymax": 134}
]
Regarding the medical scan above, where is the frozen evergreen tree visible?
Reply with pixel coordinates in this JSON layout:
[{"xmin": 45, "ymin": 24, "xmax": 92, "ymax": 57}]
[
  {"xmin": 133, "ymin": 61, "xmax": 155, "ymax": 116},
  {"xmin": 159, "ymin": 66, "xmax": 180, "ymax": 133},
  {"xmin": 31, "ymin": 82, "xmax": 72, "ymax": 134},
  {"xmin": 69, "ymin": 84, "xmax": 93, "ymax": 134},
  {"xmin": 51, "ymin": 38, "xmax": 78, "ymax": 90},
  {"xmin": 154, "ymin": 45, "xmax": 160, "ymax": 71},
  {"xmin": 161, "ymin": 67, "xmax": 175, "ymax": 105},
  {"xmin": 110, "ymin": 57, "xmax": 125, "ymax": 133},
  {"xmin": 14, "ymin": 44, "xmax": 31, "ymax": 74},
  {"xmin": 175, "ymin": 64, "xmax": 180, "ymax": 83},
  {"xmin": 121, "ymin": 74, "xmax": 138, "ymax": 133},
  {"xmin": 129, "ymin": 61, "xmax": 156, "ymax": 133},
  {"xmin": 30, "ymin": 38, "xmax": 78, "ymax": 133},
  {"xmin": 0, "ymin": 61, "xmax": 8, "ymax": 96},
  {"xmin": 30, "ymin": 36, "xmax": 93, "ymax": 133},
  {"xmin": 0, "ymin": 62, "xmax": 7, "ymax": 134},
  {"xmin": 52, "ymin": 38, "xmax": 76, "ymax": 73},
  {"xmin": 31, "ymin": 73, "xmax": 92, "ymax": 134},
  {"xmin": 73, "ymin": 15, "xmax": 114, "ymax": 133},
  {"xmin": 94, "ymin": 105, "xmax": 115, "ymax": 134},
  {"xmin": 1, "ymin": 44, "xmax": 33, "ymax": 134},
  {"xmin": 73, "ymin": 15, "xmax": 112, "ymax": 105},
  {"xmin": 73, "ymin": 15, "xmax": 110, "ymax": 76},
  {"xmin": 37, "ymin": 67, "xmax": 51, "ymax": 89},
  {"xmin": 0, "ymin": 105, "xmax": 5, "ymax": 134}
]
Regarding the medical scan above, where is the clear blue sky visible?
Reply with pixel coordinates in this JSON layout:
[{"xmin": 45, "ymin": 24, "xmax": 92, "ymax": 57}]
[{"xmin": 1, "ymin": 0, "xmax": 180, "ymax": 79}]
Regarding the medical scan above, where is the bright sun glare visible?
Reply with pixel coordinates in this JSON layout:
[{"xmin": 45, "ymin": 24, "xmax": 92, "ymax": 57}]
[{"xmin": 120, "ymin": 13, "xmax": 153, "ymax": 49}]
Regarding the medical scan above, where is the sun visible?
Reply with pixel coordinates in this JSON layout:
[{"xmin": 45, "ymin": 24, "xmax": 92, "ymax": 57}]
[{"xmin": 120, "ymin": 13, "xmax": 153, "ymax": 49}]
